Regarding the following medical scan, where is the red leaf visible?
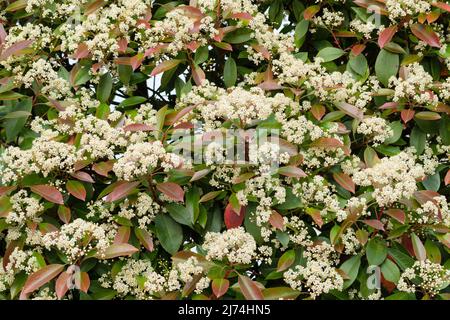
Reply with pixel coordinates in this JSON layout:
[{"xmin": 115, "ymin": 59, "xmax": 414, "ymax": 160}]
[
  {"xmin": 66, "ymin": 180, "xmax": 86, "ymax": 201},
  {"xmin": 351, "ymin": 44, "xmax": 366, "ymax": 56},
  {"xmin": 378, "ymin": 26, "xmax": 397, "ymax": 48},
  {"xmin": 114, "ymin": 226, "xmax": 131, "ymax": 244},
  {"xmin": 212, "ymin": 278, "xmax": 230, "ymax": 298},
  {"xmin": 30, "ymin": 185, "xmax": 64, "ymax": 205},
  {"xmin": 410, "ymin": 24, "xmax": 441, "ymax": 48},
  {"xmin": 238, "ymin": 275, "xmax": 264, "ymax": 300},
  {"xmin": 21, "ymin": 264, "xmax": 65, "ymax": 296},
  {"xmin": 97, "ymin": 243, "xmax": 139, "ymax": 259},
  {"xmin": 335, "ymin": 101, "xmax": 364, "ymax": 120},
  {"xmin": 117, "ymin": 38, "xmax": 128, "ymax": 53},
  {"xmin": 123, "ymin": 123, "xmax": 155, "ymax": 132},
  {"xmin": 333, "ymin": 172, "xmax": 356, "ymax": 193},
  {"xmin": 307, "ymin": 208, "xmax": 323, "ymax": 228},
  {"xmin": 224, "ymin": 203, "xmax": 246, "ymax": 229},
  {"xmin": 386, "ymin": 209, "xmax": 406, "ymax": 224},
  {"xmin": 230, "ymin": 12, "xmax": 253, "ymax": 20},
  {"xmin": 401, "ymin": 109, "xmax": 415, "ymax": 124},
  {"xmin": 151, "ymin": 59, "xmax": 182, "ymax": 76},
  {"xmin": 79, "ymin": 272, "xmax": 90, "ymax": 293},
  {"xmin": 105, "ymin": 181, "xmax": 140, "ymax": 202},
  {"xmin": 379, "ymin": 102, "xmax": 399, "ymax": 110},
  {"xmin": 70, "ymin": 171, "xmax": 94, "ymax": 183},
  {"xmin": 269, "ymin": 211, "xmax": 285, "ymax": 230},
  {"xmin": 156, "ymin": 182, "xmax": 184, "ymax": 202},
  {"xmin": 363, "ymin": 219, "xmax": 385, "ymax": 231}
]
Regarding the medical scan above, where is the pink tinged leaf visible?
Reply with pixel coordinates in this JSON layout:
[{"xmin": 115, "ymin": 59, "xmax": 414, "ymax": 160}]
[
  {"xmin": 224, "ymin": 203, "xmax": 246, "ymax": 229},
  {"xmin": 114, "ymin": 226, "xmax": 131, "ymax": 244},
  {"xmin": 311, "ymin": 104, "xmax": 326, "ymax": 121},
  {"xmin": 351, "ymin": 44, "xmax": 366, "ymax": 56},
  {"xmin": 379, "ymin": 102, "xmax": 399, "ymax": 110},
  {"xmin": 79, "ymin": 272, "xmax": 90, "ymax": 293},
  {"xmin": 156, "ymin": 182, "xmax": 185, "ymax": 202},
  {"xmin": 278, "ymin": 166, "xmax": 307, "ymax": 179},
  {"xmin": 212, "ymin": 278, "xmax": 230, "ymax": 298},
  {"xmin": 401, "ymin": 109, "xmax": 415, "ymax": 123},
  {"xmin": 165, "ymin": 105, "xmax": 196, "ymax": 126},
  {"xmin": 21, "ymin": 264, "xmax": 65, "ymax": 296},
  {"xmin": 238, "ymin": 275, "xmax": 264, "ymax": 300},
  {"xmin": 117, "ymin": 38, "xmax": 128, "ymax": 53},
  {"xmin": 307, "ymin": 208, "xmax": 323, "ymax": 228},
  {"xmin": 411, "ymin": 233, "xmax": 426, "ymax": 261},
  {"xmin": 30, "ymin": 185, "xmax": 64, "ymax": 205},
  {"xmin": 186, "ymin": 41, "xmax": 200, "ymax": 52},
  {"xmin": 123, "ymin": 123, "xmax": 156, "ymax": 132},
  {"xmin": 363, "ymin": 219, "xmax": 385, "ymax": 231},
  {"xmin": 98, "ymin": 243, "xmax": 139, "ymax": 259},
  {"xmin": 378, "ymin": 26, "xmax": 397, "ymax": 48},
  {"xmin": 445, "ymin": 170, "xmax": 450, "ymax": 186},
  {"xmin": 230, "ymin": 12, "xmax": 253, "ymax": 20},
  {"xmin": 335, "ymin": 101, "xmax": 364, "ymax": 120},
  {"xmin": 130, "ymin": 54, "xmax": 144, "ymax": 71},
  {"xmin": 311, "ymin": 137, "xmax": 344, "ymax": 149},
  {"xmin": 136, "ymin": 19, "xmax": 151, "ymax": 29},
  {"xmin": 432, "ymin": 2, "xmax": 450, "ymax": 13},
  {"xmin": 105, "ymin": 181, "xmax": 140, "ymax": 202},
  {"xmin": 0, "ymin": 39, "xmax": 33, "ymax": 61},
  {"xmin": 66, "ymin": 180, "xmax": 86, "ymax": 201},
  {"xmin": 57, "ymin": 205, "xmax": 71, "ymax": 224},
  {"xmin": 151, "ymin": 59, "xmax": 182, "ymax": 76},
  {"xmin": 135, "ymin": 228, "xmax": 154, "ymax": 252},
  {"xmin": 386, "ymin": 209, "xmax": 406, "ymax": 224},
  {"xmin": 213, "ymin": 41, "xmax": 233, "ymax": 51},
  {"xmin": 0, "ymin": 186, "xmax": 16, "ymax": 197},
  {"xmin": 251, "ymin": 44, "xmax": 271, "ymax": 60},
  {"xmin": 0, "ymin": 196, "xmax": 12, "ymax": 218},
  {"xmin": 353, "ymin": 0, "xmax": 388, "ymax": 15},
  {"xmin": 144, "ymin": 44, "xmax": 168, "ymax": 57},
  {"xmin": 269, "ymin": 211, "xmax": 285, "ymax": 230},
  {"xmin": 92, "ymin": 161, "xmax": 114, "ymax": 177},
  {"xmin": 55, "ymin": 271, "xmax": 70, "ymax": 299},
  {"xmin": 190, "ymin": 169, "xmax": 211, "ymax": 182},
  {"xmin": 277, "ymin": 250, "xmax": 295, "ymax": 272},
  {"xmin": 414, "ymin": 190, "xmax": 440, "ymax": 205},
  {"xmin": 70, "ymin": 171, "xmax": 94, "ymax": 183},
  {"xmin": 303, "ymin": 5, "xmax": 320, "ymax": 20},
  {"xmin": 192, "ymin": 65, "xmax": 205, "ymax": 86},
  {"xmin": 410, "ymin": 24, "xmax": 441, "ymax": 48},
  {"xmin": 0, "ymin": 24, "xmax": 7, "ymax": 44},
  {"xmin": 333, "ymin": 172, "xmax": 356, "ymax": 193},
  {"xmin": 73, "ymin": 43, "xmax": 90, "ymax": 59}
]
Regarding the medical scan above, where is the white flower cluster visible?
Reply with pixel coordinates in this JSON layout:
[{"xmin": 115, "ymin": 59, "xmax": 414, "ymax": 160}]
[
  {"xmin": 398, "ymin": 260, "xmax": 450, "ymax": 297},
  {"xmin": 42, "ymin": 219, "xmax": 112, "ymax": 263},
  {"xmin": 351, "ymin": 149, "xmax": 433, "ymax": 207},
  {"xmin": 202, "ymin": 227, "xmax": 257, "ymax": 264},
  {"xmin": 0, "ymin": 248, "xmax": 39, "ymax": 292},
  {"xmin": 356, "ymin": 117, "xmax": 393, "ymax": 146},
  {"xmin": 386, "ymin": 0, "xmax": 432, "ymax": 21},
  {"xmin": 283, "ymin": 242, "xmax": 344, "ymax": 299},
  {"xmin": 113, "ymin": 141, "xmax": 183, "ymax": 181},
  {"xmin": 117, "ymin": 192, "xmax": 162, "ymax": 228},
  {"xmin": 6, "ymin": 190, "xmax": 44, "ymax": 227}
]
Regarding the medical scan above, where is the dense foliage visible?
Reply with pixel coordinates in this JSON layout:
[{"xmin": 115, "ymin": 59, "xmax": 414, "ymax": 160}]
[{"xmin": 0, "ymin": 0, "xmax": 449, "ymax": 300}]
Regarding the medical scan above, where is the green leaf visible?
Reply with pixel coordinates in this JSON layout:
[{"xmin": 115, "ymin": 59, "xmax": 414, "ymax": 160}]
[
  {"xmin": 97, "ymin": 73, "xmax": 113, "ymax": 103},
  {"xmin": 375, "ymin": 49, "xmax": 399, "ymax": 86},
  {"xmin": 366, "ymin": 238, "xmax": 387, "ymax": 266},
  {"xmin": 194, "ymin": 46, "xmax": 209, "ymax": 65},
  {"xmin": 294, "ymin": 20, "xmax": 309, "ymax": 48},
  {"xmin": 4, "ymin": 98, "xmax": 32, "ymax": 142},
  {"xmin": 388, "ymin": 248, "xmax": 414, "ymax": 271},
  {"xmin": 317, "ymin": 47, "xmax": 345, "ymax": 62},
  {"xmin": 340, "ymin": 255, "xmax": 361, "ymax": 289},
  {"xmin": 166, "ymin": 203, "xmax": 192, "ymax": 227},
  {"xmin": 118, "ymin": 96, "xmax": 147, "ymax": 108},
  {"xmin": 384, "ymin": 121, "xmax": 402, "ymax": 144},
  {"xmin": 410, "ymin": 126, "xmax": 426, "ymax": 155},
  {"xmin": 422, "ymin": 172, "xmax": 440, "ymax": 191},
  {"xmin": 277, "ymin": 250, "xmax": 295, "ymax": 272},
  {"xmin": 154, "ymin": 214, "xmax": 183, "ymax": 255},
  {"xmin": 223, "ymin": 28, "xmax": 252, "ymax": 44},
  {"xmin": 381, "ymin": 259, "xmax": 400, "ymax": 284},
  {"xmin": 224, "ymin": 57, "xmax": 237, "ymax": 88},
  {"xmin": 425, "ymin": 239, "xmax": 441, "ymax": 264}
]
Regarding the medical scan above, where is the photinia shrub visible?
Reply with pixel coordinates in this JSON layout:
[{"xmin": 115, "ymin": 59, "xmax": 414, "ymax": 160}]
[{"xmin": 0, "ymin": 0, "xmax": 449, "ymax": 301}]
